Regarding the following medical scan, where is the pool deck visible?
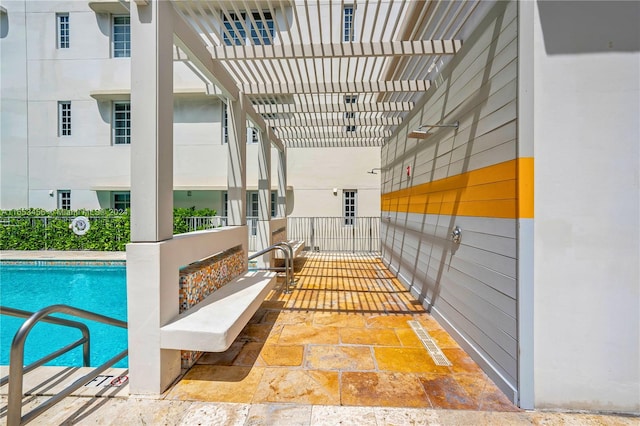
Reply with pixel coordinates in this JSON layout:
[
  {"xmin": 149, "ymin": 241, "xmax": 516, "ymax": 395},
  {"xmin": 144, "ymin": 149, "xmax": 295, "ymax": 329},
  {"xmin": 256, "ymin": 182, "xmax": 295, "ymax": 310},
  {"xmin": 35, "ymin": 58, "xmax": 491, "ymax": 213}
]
[{"xmin": 1, "ymin": 251, "xmax": 637, "ymax": 425}]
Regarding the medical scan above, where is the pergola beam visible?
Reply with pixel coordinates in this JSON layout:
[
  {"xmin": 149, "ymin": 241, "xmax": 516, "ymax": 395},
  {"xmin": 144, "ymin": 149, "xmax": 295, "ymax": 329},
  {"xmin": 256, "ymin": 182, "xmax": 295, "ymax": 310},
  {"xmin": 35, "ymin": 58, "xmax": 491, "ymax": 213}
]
[
  {"xmin": 284, "ymin": 139, "xmax": 387, "ymax": 148},
  {"xmin": 208, "ymin": 40, "xmax": 462, "ymax": 60},
  {"xmin": 171, "ymin": 7, "xmax": 238, "ymax": 101},
  {"xmin": 243, "ymin": 80, "xmax": 431, "ymax": 95},
  {"xmin": 267, "ymin": 117, "xmax": 402, "ymax": 127},
  {"xmin": 275, "ymin": 128, "xmax": 393, "ymax": 138},
  {"xmin": 255, "ymin": 102, "xmax": 414, "ymax": 114}
]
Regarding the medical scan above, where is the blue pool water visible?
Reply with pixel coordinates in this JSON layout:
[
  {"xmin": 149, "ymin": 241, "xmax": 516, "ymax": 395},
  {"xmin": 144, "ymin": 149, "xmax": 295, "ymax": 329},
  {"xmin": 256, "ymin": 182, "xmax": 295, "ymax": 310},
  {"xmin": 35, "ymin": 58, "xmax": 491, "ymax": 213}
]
[{"xmin": 0, "ymin": 263, "xmax": 128, "ymax": 368}]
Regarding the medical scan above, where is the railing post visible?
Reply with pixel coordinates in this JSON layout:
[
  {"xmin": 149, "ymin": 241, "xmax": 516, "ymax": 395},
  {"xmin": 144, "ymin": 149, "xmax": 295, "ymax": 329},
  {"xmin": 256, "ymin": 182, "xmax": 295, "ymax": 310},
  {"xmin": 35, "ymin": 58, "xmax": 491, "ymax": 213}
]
[
  {"xmin": 311, "ymin": 217, "xmax": 315, "ymax": 252},
  {"xmin": 369, "ymin": 217, "xmax": 372, "ymax": 253},
  {"xmin": 352, "ymin": 218, "xmax": 355, "ymax": 253}
]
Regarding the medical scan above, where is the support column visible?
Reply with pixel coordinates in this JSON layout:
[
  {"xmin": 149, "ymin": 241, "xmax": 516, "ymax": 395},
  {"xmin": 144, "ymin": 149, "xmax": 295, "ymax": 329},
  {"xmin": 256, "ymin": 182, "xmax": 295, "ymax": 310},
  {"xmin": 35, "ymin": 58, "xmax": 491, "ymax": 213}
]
[
  {"xmin": 127, "ymin": 0, "xmax": 179, "ymax": 394},
  {"xmin": 256, "ymin": 128, "xmax": 271, "ymax": 265},
  {"xmin": 516, "ymin": 0, "xmax": 535, "ymax": 409},
  {"xmin": 130, "ymin": 1, "xmax": 173, "ymax": 243},
  {"xmin": 227, "ymin": 95, "xmax": 247, "ymax": 227}
]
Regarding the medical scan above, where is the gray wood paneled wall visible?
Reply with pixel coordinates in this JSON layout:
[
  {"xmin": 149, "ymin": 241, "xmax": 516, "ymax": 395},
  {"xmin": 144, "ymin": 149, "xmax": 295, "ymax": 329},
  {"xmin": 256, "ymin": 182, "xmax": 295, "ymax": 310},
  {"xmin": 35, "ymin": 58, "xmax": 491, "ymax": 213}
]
[{"xmin": 380, "ymin": 1, "xmax": 520, "ymax": 402}]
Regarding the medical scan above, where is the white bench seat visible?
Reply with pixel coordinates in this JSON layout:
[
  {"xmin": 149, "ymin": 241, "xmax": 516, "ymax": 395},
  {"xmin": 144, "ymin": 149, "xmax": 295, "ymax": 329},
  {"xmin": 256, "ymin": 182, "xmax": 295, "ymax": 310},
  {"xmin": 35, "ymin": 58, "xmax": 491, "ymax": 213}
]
[
  {"xmin": 273, "ymin": 240, "xmax": 305, "ymax": 259},
  {"xmin": 160, "ymin": 270, "xmax": 277, "ymax": 352}
]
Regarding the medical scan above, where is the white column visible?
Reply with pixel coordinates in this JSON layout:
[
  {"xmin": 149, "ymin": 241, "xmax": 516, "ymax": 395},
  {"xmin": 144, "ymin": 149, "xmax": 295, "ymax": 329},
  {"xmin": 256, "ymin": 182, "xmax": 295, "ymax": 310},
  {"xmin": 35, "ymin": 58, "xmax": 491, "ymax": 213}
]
[
  {"xmin": 130, "ymin": 3, "xmax": 173, "ymax": 242},
  {"xmin": 256, "ymin": 128, "xmax": 271, "ymax": 265},
  {"xmin": 516, "ymin": 0, "xmax": 535, "ymax": 410},
  {"xmin": 227, "ymin": 95, "xmax": 247, "ymax": 227},
  {"xmin": 127, "ymin": 0, "xmax": 180, "ymax": 394}
]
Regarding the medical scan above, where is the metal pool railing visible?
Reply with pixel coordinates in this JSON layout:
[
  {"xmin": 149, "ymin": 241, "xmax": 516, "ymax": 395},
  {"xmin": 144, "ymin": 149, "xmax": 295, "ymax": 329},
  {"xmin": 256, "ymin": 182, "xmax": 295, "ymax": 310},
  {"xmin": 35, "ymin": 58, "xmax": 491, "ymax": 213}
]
[
  {"xmin": 0, "ymin": 304, "xmax": 128, "ymax": 426},
  {"xmin": 287, "ymin": 217, "xmax": 380, "ymax": 253}
]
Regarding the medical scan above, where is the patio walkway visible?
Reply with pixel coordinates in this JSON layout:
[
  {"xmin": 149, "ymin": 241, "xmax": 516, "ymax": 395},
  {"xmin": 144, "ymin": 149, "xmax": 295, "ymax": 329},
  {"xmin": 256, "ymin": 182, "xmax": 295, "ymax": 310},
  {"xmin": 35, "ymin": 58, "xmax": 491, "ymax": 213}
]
[{"xmin": 164, "ymin": 252, "xmax": 517, "ymax": 411}]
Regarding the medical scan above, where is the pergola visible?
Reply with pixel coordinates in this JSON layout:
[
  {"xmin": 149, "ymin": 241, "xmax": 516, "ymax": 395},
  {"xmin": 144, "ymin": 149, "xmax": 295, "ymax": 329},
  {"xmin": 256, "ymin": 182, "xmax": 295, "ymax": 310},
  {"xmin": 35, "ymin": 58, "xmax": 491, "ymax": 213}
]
[
  {"xmin": 169, "ymin": 0, "xmax": 488, "ymax": 149},
  {"xmin": 125, "ymin": 0, "xmax": 494, "ymax": 394}
]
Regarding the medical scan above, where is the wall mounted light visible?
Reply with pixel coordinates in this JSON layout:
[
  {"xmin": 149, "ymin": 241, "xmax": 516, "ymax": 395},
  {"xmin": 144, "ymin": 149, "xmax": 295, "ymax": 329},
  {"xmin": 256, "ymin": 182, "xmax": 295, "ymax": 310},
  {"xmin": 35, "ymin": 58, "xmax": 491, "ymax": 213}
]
[
  {"xmin": 408, "ymin": 121, "xmax": 459, "ymax": 139},
  {"xmin": 367, "ymin": 168, "xmax": 387, "ymax": 174},
  {"xmin": 187, "ymin": 191, "xmax": 192, "ymax": 197},
  {"xmin": 332, "ymin": 188, "xmax": 338, "ymax": 195}
]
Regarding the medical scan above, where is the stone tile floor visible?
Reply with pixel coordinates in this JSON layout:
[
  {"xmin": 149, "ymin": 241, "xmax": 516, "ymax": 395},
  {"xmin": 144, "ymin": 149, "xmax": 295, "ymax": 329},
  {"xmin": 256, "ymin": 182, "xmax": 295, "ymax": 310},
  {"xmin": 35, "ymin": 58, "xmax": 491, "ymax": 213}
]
[
  {"xmin": 2, "ymin": 251, "xmax": 637, "ymax": 425},
  {"xmin": 3, "ymin": 396, "xmax": 638, "ymax": 425},
  {"xmin": 164, "ymin": 253, "xmax": 517, "ymax": 411}
]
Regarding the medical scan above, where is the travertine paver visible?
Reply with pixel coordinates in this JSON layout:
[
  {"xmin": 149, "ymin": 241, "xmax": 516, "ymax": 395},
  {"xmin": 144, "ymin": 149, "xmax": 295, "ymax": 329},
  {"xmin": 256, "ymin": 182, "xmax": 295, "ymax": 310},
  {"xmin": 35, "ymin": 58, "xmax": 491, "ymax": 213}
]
[
  {"xmin": 2, "ymin": 396, "xmax": 636, "ymax": 425},
  {"xmin": 166, "ymin": 253, "xmax": 517, "ymax": 411},
  {"xmin": 3, "ymin": 252, "xmax": 637, "ymax": 424}
]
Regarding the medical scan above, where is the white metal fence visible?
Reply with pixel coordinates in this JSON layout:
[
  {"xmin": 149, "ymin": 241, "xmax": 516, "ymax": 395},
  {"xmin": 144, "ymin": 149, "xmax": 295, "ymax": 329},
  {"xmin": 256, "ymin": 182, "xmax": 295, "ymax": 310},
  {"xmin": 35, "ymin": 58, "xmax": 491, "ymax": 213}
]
[
  {"xmin": 287, "ymin": 217, "xmax": 380, "ymax": 253},
  {"xmin": 189, "ymin": 216, "xmax": 380, "ymax": 253},
  {"xmin": 1, "ymin": 215, "xmax": 379, "ymax": 253}
]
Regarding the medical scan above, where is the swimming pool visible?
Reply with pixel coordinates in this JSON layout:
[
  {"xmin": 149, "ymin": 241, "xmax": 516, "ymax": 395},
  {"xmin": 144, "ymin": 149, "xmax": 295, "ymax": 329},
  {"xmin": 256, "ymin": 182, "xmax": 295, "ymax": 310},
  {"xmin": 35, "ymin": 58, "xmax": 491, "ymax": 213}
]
[{"xmin": 0, "ymin": 262, "xmax": 128, "ymax": 368}]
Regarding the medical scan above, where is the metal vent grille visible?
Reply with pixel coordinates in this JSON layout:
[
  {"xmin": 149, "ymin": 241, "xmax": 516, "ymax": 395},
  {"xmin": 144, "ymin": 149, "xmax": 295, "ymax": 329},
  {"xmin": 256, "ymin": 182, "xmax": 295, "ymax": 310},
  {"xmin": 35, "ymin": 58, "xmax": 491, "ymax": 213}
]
[{"xmin": 408, "ymin": 320, "xmax": 452, "ymax": 366}]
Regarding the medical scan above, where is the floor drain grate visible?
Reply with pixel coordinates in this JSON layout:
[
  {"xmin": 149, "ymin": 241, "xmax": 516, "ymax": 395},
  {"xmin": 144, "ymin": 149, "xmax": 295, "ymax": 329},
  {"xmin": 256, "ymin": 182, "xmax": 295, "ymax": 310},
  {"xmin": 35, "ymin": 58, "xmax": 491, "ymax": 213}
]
[{"xmin": 408, "ymin": 320, "xmax": 452, "ymax": 366}]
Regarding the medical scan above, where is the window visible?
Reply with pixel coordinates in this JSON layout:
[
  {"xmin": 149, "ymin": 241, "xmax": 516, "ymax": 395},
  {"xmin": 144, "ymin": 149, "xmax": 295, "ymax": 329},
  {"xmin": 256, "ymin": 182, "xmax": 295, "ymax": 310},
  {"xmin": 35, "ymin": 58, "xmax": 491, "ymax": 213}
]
[
  {"xmin": 57, "ymin": 13, "xmax": 69, "ymax": 49},
  {"xmin": 223, "ymin": 13, "xmax": 245, "ymax": 46},
  {"xmin": 113, "ymin": 101, "xmax": 131, "ymax": 145},
  {"xmin": 112, "ymin": 192, "xmax": 130, "ymax": 211},
  {"xmin": 58, "ymin": 190, "xmax": 71, "ymax": 210},
  {"xmin": 223, "ymin": 192, "xmax": 228, "ymax": 217},
  {"xmin": 223, "ymin": 12, "xmax": 274, "ymax": 46},
  {"xmin": 343, "ymin": 190, "xmax": 357, "ymax": 226},
  {"xmin": 58, "ymin": 101, "xmax": 71, "ymax": 136},
  {"xmin": 248, "ymin": 192, "xmax": 258, "ymax": 236},
  {"xmin": 248, "ymin": 127, "xmax": 259, "ymax": 144},
  {"xmin": 344, "ymin": 111, "xmax": 356, "ymax": 132},
  {"xmin": 250, "ymin": 12, "xmax": 274, "ymax": 45},
  {"xmin": 344, "ymin": 95, "xmax": 357, "ymax": 132},
  {"xmin": 343, "ymin": 6, "xmax": 354, "ymax": 42},
  {"xmin": 345, "ymin": 111, "xmax": 357, "ymax": 133},
  {"xmin": 112, "ymin": 16, "xmax": 130, "ymax": 57},
  {"xmin": 222, "ymin": 103, "xmax": 229, "ymax": 144},
  {"xmin": 223, "ymin": 104, "xmax": 259, "ymax": 145}
]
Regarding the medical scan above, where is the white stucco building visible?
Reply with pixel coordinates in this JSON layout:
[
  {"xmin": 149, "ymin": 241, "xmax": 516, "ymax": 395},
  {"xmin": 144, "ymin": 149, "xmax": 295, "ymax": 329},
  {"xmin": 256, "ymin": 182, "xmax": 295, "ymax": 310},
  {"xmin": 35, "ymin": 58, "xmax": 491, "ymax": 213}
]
[
  {"xmin": 0, "ymin": 0, "xmax": 381, "ymax": 219},
  {"xmin": 1, "ymin": 0, "xmax": 638, "ymax": 416}
]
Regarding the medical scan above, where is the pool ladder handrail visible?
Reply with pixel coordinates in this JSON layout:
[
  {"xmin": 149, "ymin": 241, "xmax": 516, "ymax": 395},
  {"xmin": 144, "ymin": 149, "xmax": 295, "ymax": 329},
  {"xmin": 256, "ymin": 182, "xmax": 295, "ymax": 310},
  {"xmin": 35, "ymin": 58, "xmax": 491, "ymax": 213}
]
[
  {"xmin": 0, "ymin": 304, "xmax": 128, "ymax": 426},
  {"xmin": 0, "ymin": 306, "xmax": 91, "ymax": 387},
  {"xmin": 273, "ymin": 241, "xmax": 297, "ymax": 287},
  {"xmin": 248, "ymin": 241, "xmax": 295, "ymax": 293}
]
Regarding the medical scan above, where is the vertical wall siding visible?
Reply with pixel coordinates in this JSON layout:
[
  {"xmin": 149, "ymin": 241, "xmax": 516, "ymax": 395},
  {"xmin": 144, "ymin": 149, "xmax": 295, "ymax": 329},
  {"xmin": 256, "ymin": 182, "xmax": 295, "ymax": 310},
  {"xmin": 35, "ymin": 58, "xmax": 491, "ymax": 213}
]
[{"xmin": 380, "ymin": 1, "xmax": 520, "ymax": 400}]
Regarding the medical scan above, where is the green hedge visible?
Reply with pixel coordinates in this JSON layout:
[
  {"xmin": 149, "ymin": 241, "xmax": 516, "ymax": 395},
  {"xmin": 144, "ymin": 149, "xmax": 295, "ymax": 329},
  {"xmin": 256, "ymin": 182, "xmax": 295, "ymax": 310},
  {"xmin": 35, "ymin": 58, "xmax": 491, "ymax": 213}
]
[{"xmin": 0, "ymin": 207, "xmax": 217, "ymax": 251}]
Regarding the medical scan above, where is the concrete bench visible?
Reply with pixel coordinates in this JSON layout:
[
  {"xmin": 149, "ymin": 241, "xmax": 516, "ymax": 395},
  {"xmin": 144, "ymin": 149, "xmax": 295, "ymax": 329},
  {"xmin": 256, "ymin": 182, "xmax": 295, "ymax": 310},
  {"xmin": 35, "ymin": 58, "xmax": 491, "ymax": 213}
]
[
  {"xmin": 273, "ymin": 240, "xmax": 305, "ymax": 259},
  {"xmin": 160, "ymin": 270, "xmax": 277, "ymax": 352}
]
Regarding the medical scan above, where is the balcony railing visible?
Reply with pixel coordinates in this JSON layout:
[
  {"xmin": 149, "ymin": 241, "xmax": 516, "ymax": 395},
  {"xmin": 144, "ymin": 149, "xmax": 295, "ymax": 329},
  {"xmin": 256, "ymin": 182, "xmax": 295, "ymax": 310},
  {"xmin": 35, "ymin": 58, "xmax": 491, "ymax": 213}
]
[
  {"xmin": 1, "ymin": 215, "xmax": 379, "ymax": 253},
  {"xmin": 188, "ymin": 216, "xmax": 380, "ymax": 253},
  {"xmin": 287, "ymin": 217, "xmax": 380, "ymax": 253}
]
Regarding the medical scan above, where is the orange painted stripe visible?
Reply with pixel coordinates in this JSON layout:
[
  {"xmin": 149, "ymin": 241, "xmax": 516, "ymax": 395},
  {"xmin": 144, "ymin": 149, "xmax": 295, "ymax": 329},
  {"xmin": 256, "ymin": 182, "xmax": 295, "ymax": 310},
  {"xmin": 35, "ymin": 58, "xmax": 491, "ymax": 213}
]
[
  {"xmin": 517, "ymin": 157, "xmax": 534, "ymax": 219},
  {"xmin": 381, "ymin": 158, "xmax": 534, "ymax": 219}
]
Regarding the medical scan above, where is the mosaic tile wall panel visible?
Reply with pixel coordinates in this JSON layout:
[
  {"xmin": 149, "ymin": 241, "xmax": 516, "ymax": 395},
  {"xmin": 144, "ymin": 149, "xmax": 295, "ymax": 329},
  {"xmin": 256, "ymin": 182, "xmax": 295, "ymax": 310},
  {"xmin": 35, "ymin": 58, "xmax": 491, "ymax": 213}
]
[{"xmin": 178, "ymin": 245, "xmax": 246, "ymax": 369}]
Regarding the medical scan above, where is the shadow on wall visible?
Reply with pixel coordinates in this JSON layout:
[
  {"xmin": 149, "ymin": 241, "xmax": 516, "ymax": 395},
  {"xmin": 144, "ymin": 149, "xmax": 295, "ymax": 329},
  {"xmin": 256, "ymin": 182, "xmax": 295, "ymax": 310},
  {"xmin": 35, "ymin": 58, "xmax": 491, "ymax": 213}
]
[
  {"xmin": 0, "ymin": 11, "xmax": 8, "ymax": 38},
  {"xmin": 285, "ymin": 189, "xmax": 294, "ymax": 216},
  {"xmin": 537, "ymin": 1, "xmax": 640, "ymax": 54}
]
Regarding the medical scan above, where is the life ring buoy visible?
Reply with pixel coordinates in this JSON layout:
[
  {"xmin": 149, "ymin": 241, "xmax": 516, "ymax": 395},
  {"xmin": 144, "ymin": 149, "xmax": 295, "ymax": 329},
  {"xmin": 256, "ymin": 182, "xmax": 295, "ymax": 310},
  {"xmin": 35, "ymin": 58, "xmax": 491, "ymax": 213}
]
[
  {"xmin": 70, "ymin": 216, "xmax": 90, "ymax": 235},
  {"xmin": 110, "ymin": 375, "xmax": 128, "ymax": 387}
]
